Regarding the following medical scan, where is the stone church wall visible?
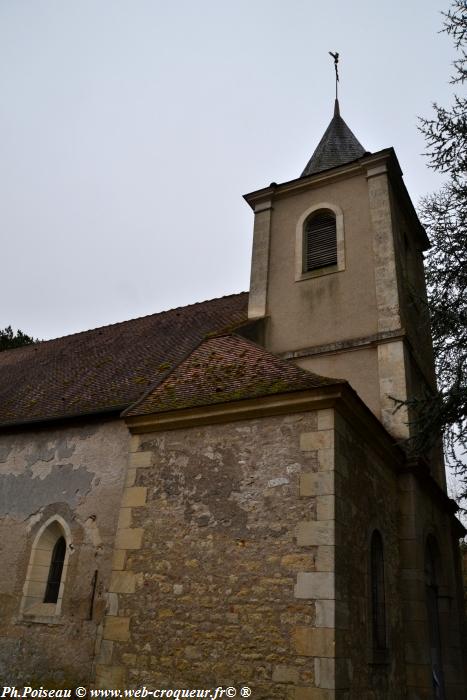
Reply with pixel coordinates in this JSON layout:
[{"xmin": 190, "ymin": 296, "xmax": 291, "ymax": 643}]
[
  {"xmin": 0, "ymin": 418, "xmax": 129, "ymax": 686},
  {"xmin": 333, "ymin": 412, "xmax": 406, "ymax": 699},
  {"xmin": 95, "ymin": 409, "xmax": 342, "ymax": 698},
  {"xmin": 397, "ymin": 472, "xmax": 467, "ymax": 700}
]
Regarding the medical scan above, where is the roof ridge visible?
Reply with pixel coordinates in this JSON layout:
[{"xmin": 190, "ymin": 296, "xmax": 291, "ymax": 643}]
[
  {"xmin": 124, "ymin": 332, "xmax": 345, "ymax": 418},
  {"xmin": 122, "ymin": 332, "xmax": 263, "ymax": 418},
  {"xmin": 121, "ymin": 333, "xmax": 209, "ymax": 418},
  {"xmin": 2, "ymin": 291, "xmax": 248, "ymax": 351}
]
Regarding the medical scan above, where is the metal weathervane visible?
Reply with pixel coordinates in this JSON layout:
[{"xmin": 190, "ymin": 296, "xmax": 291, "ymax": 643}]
[{"xmin": 328, "ymin": 51, "xmax": 339, "ymax": 100}]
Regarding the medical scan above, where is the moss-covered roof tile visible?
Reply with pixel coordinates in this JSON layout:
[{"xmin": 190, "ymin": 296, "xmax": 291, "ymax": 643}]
[{"xmin": 125, "ymin": 334, "xmax": 342, "ymax": 417}]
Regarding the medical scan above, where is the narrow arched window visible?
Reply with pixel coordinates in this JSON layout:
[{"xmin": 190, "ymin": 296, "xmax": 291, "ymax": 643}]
[
  {"xmin": 370, "ymin": 530, "xmax": 387, "ymax": 650},
  {"xmin": 44, "ymin": 536, "xmax": 66, "ymax": 604},
  {"xmin": 20, "ymin": 516, "xmax": 71, "ymax": 619},
  {"xmin": 425, "ymin": 536, "xmax": 445, "ymax": 698},
  {"xmin": 303, "ymin": 209, "xmax": 337, "ymax": 272}
]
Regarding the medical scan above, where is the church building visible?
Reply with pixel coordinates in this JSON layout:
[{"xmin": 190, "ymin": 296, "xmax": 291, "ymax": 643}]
[{"xmin": 0, "ymin": 97, "xmax": 466, "ymax": 699}]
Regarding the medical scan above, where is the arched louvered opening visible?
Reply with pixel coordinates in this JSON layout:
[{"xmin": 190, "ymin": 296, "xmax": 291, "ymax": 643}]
[
  {"xmin": 425, "ymin": 536, "xmax": 446, "ymax": 699},
  {"xmin": 370, "ymin": 530, "xmax": 387, "ymax": 651},
  {"xmin": 44, "ymin": 536, "xmax": 66, "ymax": 604},
  {"xmin": 303, "ymin": 209, "xmax": 337, "ymax": 272}
]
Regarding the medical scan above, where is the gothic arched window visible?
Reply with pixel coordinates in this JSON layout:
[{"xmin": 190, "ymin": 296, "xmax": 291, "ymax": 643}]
[
  {"xmin": 303, "ymin": 209, "xmax": 337, "ymax": 272},
  {"xmin": 370, "ymin": 530, "xmax": 387, "ymax": 651},
  {"xmin": 20, "ymin": 516, "xmax": 71, "ymax": 619}
]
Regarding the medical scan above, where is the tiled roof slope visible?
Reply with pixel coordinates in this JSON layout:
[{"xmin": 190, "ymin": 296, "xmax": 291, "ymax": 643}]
[
  {"xmin": 301, "ymin": 100, "xmax": 367, "ymax": 177},
  {"xmin": 125, "ymin": 334, "xmax": 341, "ymax": 417},
  {"xmin": 0, "ymin": 293, "xmax": 248, "ymax": 427}
]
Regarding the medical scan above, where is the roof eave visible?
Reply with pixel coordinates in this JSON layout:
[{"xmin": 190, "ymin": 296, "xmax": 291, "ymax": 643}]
[
  {"xmin": 125, "ymin": 381, "xmax": 403, "ymax": 464},
  {"xmin": 125, "ymin": 382, "xmax": 462, "ymax": 525},
  {"xmin": 0, "ymin": 405, "xmax": 127, "ymax": 433},
  {"xmin": 243, "ymin": 149, "xmax": 394, "ymax": 209}
]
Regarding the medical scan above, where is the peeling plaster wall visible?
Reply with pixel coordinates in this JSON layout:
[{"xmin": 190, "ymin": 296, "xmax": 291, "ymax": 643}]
[{"xmin": 0, "ymin": 418, "xmax": 129, "ymax": 685}]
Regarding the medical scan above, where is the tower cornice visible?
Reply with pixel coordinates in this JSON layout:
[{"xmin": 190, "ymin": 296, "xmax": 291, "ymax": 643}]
[{"xmin": 244, "ymin": 148, "xmax": 428, "ymax": 250}]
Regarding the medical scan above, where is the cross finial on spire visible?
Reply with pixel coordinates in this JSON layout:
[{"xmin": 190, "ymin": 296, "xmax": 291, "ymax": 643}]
[{"xmin": 328, "ymin": 51, "xmax": 339, "ymax": 101}]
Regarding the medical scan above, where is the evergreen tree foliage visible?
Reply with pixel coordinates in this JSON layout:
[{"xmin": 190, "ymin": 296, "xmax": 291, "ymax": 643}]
[
  {"xmin": 413, "ymin": 1, "xmax": 467, "ymax": 500},
  {"xmin": 0, "ymin": 326, "xmax": 36, "ymax": 352}
]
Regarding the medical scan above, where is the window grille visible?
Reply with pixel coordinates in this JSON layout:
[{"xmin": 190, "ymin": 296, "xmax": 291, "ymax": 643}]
[{"xmin": 304, "ymin": 210, "xmax": 337, "ymax": 271}]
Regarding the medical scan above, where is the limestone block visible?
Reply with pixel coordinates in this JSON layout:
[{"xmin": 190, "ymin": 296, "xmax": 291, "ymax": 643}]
[
  {"xmin": 315, "ymin": 658, "xmax": 335, "ymax": 690},
  {"xmin": 292, "ymin": 627, "xmax": 335, "ymax": 657},
  {"xmin": 300, "ymin": 431, "xmax": 333, "ymax": 451},
  {"xmin": 23, "ymin": 580, "xmax": 47, "ymax": 597},
  {"xmin": 96, "ymin": 640, "xmax": 113, "ymax": 665},
  {"xmin": 317, "ymin": 409, "xmax": 334, "ymax": 431},
  {"xmin": 103, "ymin": 616, "xmax": 131, "ymax": 642},
  {"xmin": 281, "ymin": 553, "xmax": 317, "ymax": 572},
  {"xmin": 299, "ymin": 472, "xmax": 334, "ymax": 497},
  {"xmin": 129, "ymin": 451, "xmax": 152, "ymax": 469},
  {"xmin": 316, "ymin": 496, "xmax": 334, "ymax": 521},
  {"xmin": 248, "ymin": 205, "xmax": 272, "ymax": 319},
  {"xmin": 121, "ymin": 486, "xmax": 147, "ymax": 508},
  {"xmin": 317, "ymin": 449, "xmax": 334, "ymax": 472},
  {"xmin": 315, "ymin": 546, "xmax": 334, "ymax": 572},
  {"xmin": 109, "ymin": 571, "xmax": 136, "ymax": 594},
  {"xmin": 296, "ymin": 521, "xmax": 334, "ymax": 546},
  {"xmin": 112, "ymin": 549, "xmax": 126, "ymax": 571},
  {"xmin": 315, "ymin": 600, "xmax": 334, "ymax": 628},
  {"xmin": 115, "ymin": 528, "xmax": 144, "ymax": 550},
  {"xmin": 117, "ymin": 508, "xmax": 132, "ymax": 530},
  {"xmin": 95, "ymin": 665, "xmax": 126, "ymax": 689},
  {"xmin": 125, "ymin": 469, "xmax": 136, "ymax": 487},
  {"xmin": 294, "ymin": 572, "xmax": 334, "ymax": 600},
  {"xmin": 106, "ymin": 592, "xmax": 119, "ymax": 616},
  {"xmin": 272, "ymin": 665, "xmax": 299, "ymax": 684}
]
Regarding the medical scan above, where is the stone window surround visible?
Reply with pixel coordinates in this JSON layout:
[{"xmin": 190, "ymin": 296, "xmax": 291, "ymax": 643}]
[
  {"xmin": 295, "ymin": 201, "xmax": 345, "ymax": 281},
  {"xmin": 367, "ymin": 527, "xmax": 390, "ymax": 666},
  {"xmin": 19, "ymin": 514, "xmax": 72, "ymax": 625}
]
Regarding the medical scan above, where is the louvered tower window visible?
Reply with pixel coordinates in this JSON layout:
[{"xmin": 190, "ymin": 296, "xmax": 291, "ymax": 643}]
[{"xmin": 303, "ymin": 209, "xmax": 337, "ymax": 271}]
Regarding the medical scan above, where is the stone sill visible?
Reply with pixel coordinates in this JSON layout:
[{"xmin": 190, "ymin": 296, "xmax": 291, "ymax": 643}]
[
  {"xmin": 296, "ymin": 264, "xmax": 340, "ymax": 281},
  {"xmin": 17, "ymin": 603, "xmax": 64, "ymax": 626}
]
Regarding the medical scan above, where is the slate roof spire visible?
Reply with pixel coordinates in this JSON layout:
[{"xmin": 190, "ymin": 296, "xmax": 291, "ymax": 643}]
[{"xmin": 301, "ymin": 99, "xmax": 367, "ymax": 177}]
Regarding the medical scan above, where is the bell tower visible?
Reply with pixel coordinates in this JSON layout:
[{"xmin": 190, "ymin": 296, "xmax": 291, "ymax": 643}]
[{"xmin": 245, "ymin": 100, "xmax": 440, "ymax": 480}]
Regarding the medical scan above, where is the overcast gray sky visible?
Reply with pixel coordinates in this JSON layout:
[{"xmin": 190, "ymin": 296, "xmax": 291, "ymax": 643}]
[{"xmin": 0, "ymin": 0, "xmax": 456, "ymax": 340}]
